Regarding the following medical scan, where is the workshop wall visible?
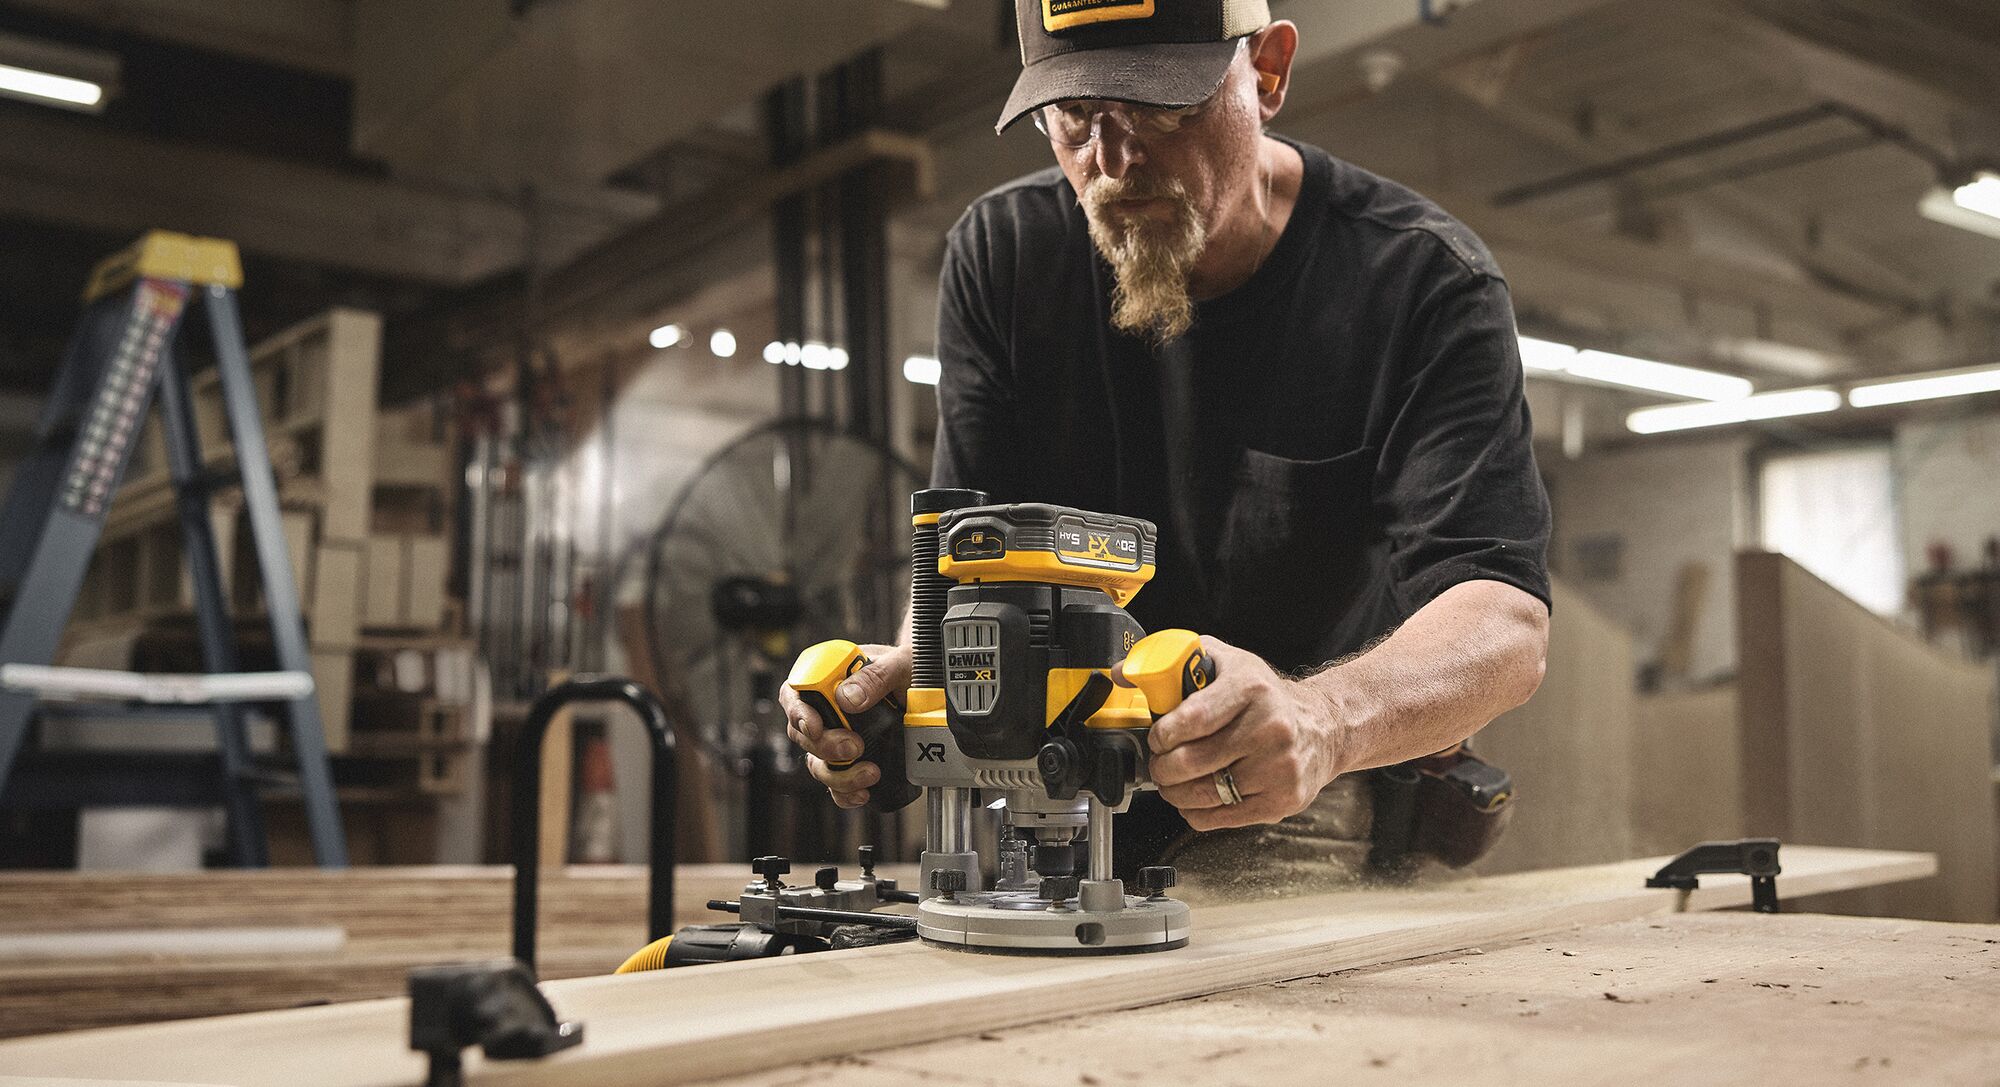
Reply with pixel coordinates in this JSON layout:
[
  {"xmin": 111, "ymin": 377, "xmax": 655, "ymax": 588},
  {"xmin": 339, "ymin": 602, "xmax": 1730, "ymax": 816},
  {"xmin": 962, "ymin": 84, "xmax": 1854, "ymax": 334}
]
[{"xmin": 1544, "ymin": 435, "xmax": 1752, "ymax": 683}]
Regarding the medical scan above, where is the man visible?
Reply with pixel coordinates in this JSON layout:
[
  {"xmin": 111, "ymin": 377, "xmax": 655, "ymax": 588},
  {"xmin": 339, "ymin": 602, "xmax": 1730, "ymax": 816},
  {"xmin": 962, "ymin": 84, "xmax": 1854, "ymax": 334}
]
[{"xmin": 782, "ymin": 0, "xmax": 1551, "ymax": 886}]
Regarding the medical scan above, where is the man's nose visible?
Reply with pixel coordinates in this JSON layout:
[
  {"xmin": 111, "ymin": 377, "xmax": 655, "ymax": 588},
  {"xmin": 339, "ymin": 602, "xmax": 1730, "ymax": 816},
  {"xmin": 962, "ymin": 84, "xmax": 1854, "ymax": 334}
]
[{"xmin": 1091, "ymin": 117, "xmax": 1147, "ymax": 179}]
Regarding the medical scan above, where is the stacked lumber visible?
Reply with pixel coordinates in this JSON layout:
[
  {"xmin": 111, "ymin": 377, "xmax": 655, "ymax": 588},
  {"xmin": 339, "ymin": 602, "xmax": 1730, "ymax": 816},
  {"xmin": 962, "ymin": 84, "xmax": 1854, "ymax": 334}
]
[{"xmin": 0, "ymin": 863, "xmax": 913, "ymax": 1038}]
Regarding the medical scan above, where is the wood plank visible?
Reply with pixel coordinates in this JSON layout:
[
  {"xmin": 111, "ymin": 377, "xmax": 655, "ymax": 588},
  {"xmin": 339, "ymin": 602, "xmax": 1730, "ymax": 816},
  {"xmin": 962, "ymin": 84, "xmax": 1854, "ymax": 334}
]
[
  {"xmin": 0, "ymin": 927, "xmax": 345, "ymax": 961},
  {"xmin": 1737, "ymin": 552, "xmax": 2000, "ymax": 922},
  {"xmin": 539, "ymin": 692, "xmax": 575, "ymax": 873},
  {"xmin": 0, "ymin": 847, "xmax": 1934, "ymax": 1085},
  {"xmin": 0, "ymin": 864, "xmax": 910, "ymax": 1038},
  {"xmin": 1474, "ymin": 578, "xmax": 1637, "ymax": 874},
  {"xmin": 743, "ymin": 911, "xmax": 2000, "ymax": 1087},
  {"xmin": 1633, "ymin": 684, "xmax": 1743, "ymax": 855},
  {"xmin": 1736, "ymin": 551, "xmax": 1791, "ymax": 834}
]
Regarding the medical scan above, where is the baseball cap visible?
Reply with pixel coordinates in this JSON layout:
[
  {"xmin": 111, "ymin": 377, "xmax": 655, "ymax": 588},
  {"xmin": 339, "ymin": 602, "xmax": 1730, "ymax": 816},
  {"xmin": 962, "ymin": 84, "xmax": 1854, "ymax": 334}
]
[{"xmin": 997, "ymin": 0, "xmax": 1273, "ymax": 134}]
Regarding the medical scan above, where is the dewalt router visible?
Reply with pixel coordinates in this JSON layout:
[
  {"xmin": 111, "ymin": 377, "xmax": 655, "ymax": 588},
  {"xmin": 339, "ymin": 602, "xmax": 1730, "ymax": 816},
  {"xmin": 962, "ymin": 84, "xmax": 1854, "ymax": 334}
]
[{"xmin": 791, "ymin": 489, "xmax": 1213, "ymax": 954}]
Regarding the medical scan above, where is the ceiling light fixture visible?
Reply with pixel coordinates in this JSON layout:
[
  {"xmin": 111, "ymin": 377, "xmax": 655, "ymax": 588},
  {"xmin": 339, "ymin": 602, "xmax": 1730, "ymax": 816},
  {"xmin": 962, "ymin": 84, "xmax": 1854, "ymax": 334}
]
[
  {"xmin": 709, "ymin": 329, "xmax": 736, "ymax": 358},
  {"xmin": 1918, "ymin": 169, "xmax": 2000, "ymax": 241},
  {"xmin": 1626, "ymin": 388, "xmax": 1841, "ymax": 434},
  {"xmin": 0, "ymin": 33, "xmax": 118, "ymax": 114},
  {"xmin": 1516, "ymin": 336, "xmax": 1751, "ymax": 400},
  {"xmin": 1516, "ymin": 335, "xmax": 1578, "ymax": 373},
  {"xmin": 1569, "ymin": 350, "xmax": 1754, "ymax": 401},
  {"xmin": 0, "ymin": 61, "xmax": 101, "ymax": 109},
  {"xmin": 1849, "ymin": 363, "xmax": 2000, "ymax": 408},
  {"xmin": 903, "ymin": 355, "xmax": 941, "ymax": 385},
  {"xmin": 762, "ymin": 341, "xmax": 785, "ymax": 365},
  {"xmin": 648, "ymin": 323, "xmax": 685, "ymax": 349}
]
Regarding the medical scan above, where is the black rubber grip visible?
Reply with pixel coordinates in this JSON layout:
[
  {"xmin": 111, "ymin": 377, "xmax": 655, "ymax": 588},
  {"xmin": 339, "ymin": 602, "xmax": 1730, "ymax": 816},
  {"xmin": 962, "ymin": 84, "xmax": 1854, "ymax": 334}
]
[
  {"xmin": 797, "ymin": 690, "xmax": 921, "ymax": 812},
  {"xmin": 1183, "ymin": 652, "xmax": 1217, "ymax": 701}
]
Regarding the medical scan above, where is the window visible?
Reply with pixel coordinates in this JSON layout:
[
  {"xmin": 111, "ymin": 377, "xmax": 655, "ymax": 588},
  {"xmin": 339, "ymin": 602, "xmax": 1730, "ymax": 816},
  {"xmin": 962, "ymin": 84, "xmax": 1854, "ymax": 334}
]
[{"xmin": 1758, "ymin": 444, "xmax": 1905, "ymax": 616}]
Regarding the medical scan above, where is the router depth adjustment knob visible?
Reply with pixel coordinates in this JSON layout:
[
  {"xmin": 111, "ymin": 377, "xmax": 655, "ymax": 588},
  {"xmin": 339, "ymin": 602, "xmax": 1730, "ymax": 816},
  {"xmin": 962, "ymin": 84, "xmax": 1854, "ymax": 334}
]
[
  {"xmin": 1138, "ymin": 866, "xmax": 1178, "ymax": 899},
  {"xmin": 752, "ymin": 856, "xmax": 791, "ymax": 889},
  {"xmin": 930, "ymin": 868, "xmax": 967, "ymax": 901},
  {"xmin": 858, "ymin": 845, "xmax": 877, "ymax": 879}
]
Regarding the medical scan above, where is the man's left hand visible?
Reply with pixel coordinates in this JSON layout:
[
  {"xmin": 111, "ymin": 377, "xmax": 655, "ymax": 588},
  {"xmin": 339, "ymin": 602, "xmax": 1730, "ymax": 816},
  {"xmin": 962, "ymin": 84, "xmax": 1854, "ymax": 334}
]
[{"xmin": 1120, "ymin": 636, "xmax": 1354, "ymax": 831}]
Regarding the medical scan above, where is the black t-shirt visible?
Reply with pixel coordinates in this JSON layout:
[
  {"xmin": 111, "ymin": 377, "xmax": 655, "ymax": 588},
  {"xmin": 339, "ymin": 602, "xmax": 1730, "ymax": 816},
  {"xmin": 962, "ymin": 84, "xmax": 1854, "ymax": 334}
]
[{"xmin": 929, "ymin": 136, "xmax": 1551, "ymax": 865}]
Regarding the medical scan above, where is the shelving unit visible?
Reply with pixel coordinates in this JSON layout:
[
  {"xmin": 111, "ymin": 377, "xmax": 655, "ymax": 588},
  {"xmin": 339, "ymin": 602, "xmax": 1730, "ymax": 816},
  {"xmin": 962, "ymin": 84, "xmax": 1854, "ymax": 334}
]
[{"xmin": 62, "ymin": 307, "xmax": 476, "ymax": 821}]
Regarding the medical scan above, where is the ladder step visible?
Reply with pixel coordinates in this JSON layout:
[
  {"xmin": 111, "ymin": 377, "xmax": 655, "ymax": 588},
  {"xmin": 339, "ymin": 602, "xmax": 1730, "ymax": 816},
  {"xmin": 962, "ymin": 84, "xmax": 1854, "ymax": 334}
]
[{"xmin": 1, "ymin": 665, "xmax": 314, "ymax": 704}]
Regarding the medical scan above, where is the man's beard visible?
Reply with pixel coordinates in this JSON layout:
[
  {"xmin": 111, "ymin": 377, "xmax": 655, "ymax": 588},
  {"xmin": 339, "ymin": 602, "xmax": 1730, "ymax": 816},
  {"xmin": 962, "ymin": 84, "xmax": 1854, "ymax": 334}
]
[{"xmin": 1079, "ymin": 175, "xmax": 1207, "ymax": 343}]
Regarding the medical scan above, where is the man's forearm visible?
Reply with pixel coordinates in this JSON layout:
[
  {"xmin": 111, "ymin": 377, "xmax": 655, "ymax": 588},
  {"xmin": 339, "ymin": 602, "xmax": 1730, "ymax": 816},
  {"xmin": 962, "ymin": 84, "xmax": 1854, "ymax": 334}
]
[{"xmin": 1298, "ymin": 579, "xmax": 1548, "ymax": 772}]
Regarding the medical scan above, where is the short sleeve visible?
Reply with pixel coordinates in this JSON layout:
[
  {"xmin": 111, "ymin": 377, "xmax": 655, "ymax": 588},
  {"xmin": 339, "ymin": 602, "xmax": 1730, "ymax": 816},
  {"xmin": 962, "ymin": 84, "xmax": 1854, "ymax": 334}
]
[{"xmin": 1375, "ymin": 268, "xmax": 1552, "ymax": 614}]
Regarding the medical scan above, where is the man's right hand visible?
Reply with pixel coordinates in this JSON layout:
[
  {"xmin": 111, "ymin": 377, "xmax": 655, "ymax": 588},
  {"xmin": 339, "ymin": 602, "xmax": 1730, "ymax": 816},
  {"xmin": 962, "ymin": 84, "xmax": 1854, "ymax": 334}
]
[{"xmin": 780, "ymin": 642, "xmax": 911, "ymax": 809}]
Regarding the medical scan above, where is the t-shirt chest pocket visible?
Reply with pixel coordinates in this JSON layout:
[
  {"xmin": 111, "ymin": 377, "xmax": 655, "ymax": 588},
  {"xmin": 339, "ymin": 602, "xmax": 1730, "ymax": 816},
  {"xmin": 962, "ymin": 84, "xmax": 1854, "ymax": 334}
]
[{"xmin": 1213, "ymin": 445, "xmax": 1377, "ymax": 658}]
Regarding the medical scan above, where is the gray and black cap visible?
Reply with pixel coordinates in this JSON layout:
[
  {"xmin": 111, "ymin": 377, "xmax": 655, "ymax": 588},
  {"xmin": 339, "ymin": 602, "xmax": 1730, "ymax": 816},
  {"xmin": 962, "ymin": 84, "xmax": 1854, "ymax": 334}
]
[{"xmin": 997, "ymin": 0, "xmax": 1272, "ymax": 133}]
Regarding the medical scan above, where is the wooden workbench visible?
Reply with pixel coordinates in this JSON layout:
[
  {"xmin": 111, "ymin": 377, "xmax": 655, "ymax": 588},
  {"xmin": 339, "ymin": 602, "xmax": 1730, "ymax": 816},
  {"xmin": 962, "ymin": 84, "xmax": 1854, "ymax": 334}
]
[
  {"xmin": 714, "ymin": 911, "xmax": 1999, "ymax": 1086},
  {"xmin": 0, "ymin": 847, "xmax": 1949, "ymax": 1085},
  {"xmin": 0, "ymin": 862, "xmax": 918, "ymax": 1038}
]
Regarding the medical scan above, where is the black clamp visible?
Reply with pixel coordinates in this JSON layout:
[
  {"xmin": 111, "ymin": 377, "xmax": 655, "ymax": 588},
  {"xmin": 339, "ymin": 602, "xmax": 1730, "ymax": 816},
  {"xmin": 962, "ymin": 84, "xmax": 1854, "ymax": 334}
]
[
  {"xmin": 1646, "ymin": 838, "xmax": 1782, "ymax": 913},
  {"xmin": 408, "ymin": 960, "xmax": 583, "ymax": 1087}
]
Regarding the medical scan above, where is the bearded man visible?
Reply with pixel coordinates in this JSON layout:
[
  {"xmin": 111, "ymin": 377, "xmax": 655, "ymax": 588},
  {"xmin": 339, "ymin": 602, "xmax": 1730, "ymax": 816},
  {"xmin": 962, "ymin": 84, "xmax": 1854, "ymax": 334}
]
[{"xmin": 784, "ymin": 0, "xmax": 1554, "ymax": 888}]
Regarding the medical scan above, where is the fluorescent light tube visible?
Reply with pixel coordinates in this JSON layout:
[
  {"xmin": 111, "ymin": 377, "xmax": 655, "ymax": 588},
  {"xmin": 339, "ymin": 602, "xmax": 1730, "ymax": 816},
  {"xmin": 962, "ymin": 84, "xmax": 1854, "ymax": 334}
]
[
  {"xmin": 903, "ymin": 355, "xmax": 941, "ymax": 385},
  {"xmin": 648, "ymin": 323, "xmax": 685, "ymax": 349},
  {"xmin": 1571, "ymin": 350, "xmax": 1754, "ymax": 401},
  {"xmin": 1919, "ymin": 170, "xmax": 2000, "ymax": 241},
  {"xmin": 1952, "ymin": 172, "xmax": 2000, "ymax": 218},
  {"xmin": 0, "ymin": 35, "xmax": 118, "ymax": 114},
  {"xmin": 1849, "ymin": 364, "xmax": 2000, "ymax": 408},
  {"xmin": 1626, "ymin": 388, "xmax": 1841, "ymax": 434},
  {"xmin": 0, "ymin": 61, "xmax": 101, "ymax": 109},
  {"xmin": 1517, "ymin": 335, "xmax": 1578, "ymax": 372}
]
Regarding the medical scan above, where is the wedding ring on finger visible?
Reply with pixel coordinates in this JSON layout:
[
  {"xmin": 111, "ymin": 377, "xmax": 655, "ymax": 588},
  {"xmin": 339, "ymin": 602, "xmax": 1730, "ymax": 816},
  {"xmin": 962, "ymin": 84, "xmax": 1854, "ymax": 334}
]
[{"xmin": 1212, "ymin": 766, "xmax": 1244, "ymax": 806}]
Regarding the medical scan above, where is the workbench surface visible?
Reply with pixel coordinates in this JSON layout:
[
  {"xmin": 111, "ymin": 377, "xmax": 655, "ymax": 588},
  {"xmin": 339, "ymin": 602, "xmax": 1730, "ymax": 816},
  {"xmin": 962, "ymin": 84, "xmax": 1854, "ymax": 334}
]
[{"xmin": 703, "ymin": 912, "xmax": 1999, "ymax": 1086}]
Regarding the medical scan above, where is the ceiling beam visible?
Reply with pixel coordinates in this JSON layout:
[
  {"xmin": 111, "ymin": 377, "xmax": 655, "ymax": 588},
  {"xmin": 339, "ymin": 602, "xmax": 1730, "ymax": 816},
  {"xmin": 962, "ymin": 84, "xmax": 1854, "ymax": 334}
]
[
  {"xmin": 1430, "ymin": 182, "xmax": 1886, "ymax": 338},
  {"xmin": 1275, "ymin": 0, "xmax": 1634, "ymax": 125},
  {"xmin": 1420, "ymin": 56, "xmax": 1938, "ymax": 319},
  {"xmin": 3, "ymin": 0, "xmax": 352, "ymax": 77},
  {"xmin": 1714, "ymin": 0, "xmax": 2000, "ymax": 164},
  {"xmin": 0, "ymin": 107, "xmax": 652, "ymax": 286},
  {"xmin": 384, "ymin": 129, "xmax": 936, "ymax": 401}
]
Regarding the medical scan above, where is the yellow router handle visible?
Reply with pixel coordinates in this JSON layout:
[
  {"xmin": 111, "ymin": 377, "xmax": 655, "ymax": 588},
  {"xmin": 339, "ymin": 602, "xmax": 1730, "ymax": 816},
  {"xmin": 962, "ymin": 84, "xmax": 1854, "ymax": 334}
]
[
  {"xmin": 786, "ymin": 640, "xmax": 920, "ymax": 811},
  {"xmin": 1121, "ymin": 629, "xmax": 1216, "ymax": 718}
]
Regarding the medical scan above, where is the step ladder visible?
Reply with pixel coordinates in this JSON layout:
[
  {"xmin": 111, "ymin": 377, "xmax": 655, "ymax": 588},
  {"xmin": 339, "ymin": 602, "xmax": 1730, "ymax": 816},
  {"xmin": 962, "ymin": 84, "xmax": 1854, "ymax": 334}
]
[{"xmin": 0, "ymin": 231, "xmax": 347, "ymax": 867}]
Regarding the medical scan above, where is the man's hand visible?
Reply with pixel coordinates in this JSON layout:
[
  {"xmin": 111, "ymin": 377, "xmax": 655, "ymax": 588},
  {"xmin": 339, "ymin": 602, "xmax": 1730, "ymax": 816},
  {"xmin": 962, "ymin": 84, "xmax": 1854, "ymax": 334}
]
[
  {"xmin": 1124, "ymin": 636, "xmax": 1354, "ymax": 831},
  {"xmin": 778, "ymin": 642, "xmax": 911, "ymax": 809}
]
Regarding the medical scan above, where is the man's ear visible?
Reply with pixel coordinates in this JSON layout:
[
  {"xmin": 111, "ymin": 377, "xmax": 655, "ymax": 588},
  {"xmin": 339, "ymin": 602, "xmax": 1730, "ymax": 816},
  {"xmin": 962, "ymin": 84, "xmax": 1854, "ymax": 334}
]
[{"xmin": 1250, "ymin": 20, "xmax": 1299, "ymax": 118}]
